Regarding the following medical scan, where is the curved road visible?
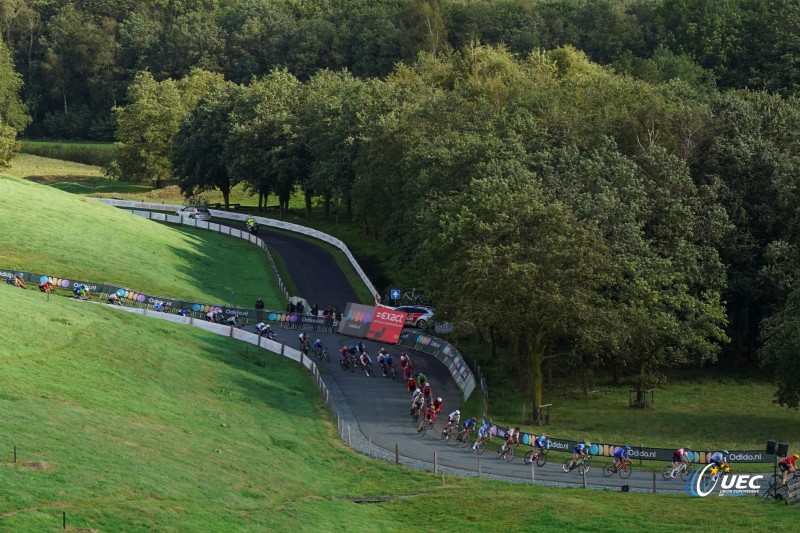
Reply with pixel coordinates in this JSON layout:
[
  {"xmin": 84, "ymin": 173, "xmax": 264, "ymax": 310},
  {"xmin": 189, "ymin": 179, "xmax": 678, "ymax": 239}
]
[{"xmin": 245, "ymin": 222, "xmax": 736, "ymax": 495}]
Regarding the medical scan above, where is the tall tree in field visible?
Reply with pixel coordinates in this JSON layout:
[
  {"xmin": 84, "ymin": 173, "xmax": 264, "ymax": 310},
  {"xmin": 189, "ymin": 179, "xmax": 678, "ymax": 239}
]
[
  {"xmin": 171, "ymin": 83, "xmax": 239, "ymax": 207},
  {"xmin": 419, "ymin": 169, "xmax": 616, "ymax": 420},
  {"xmin": 110, "ymin": 68, "xmax": 225, "ymax": 187},
  {"xmin": 226, "ymin": 69, "xmax": 306, "ymax": 217}
]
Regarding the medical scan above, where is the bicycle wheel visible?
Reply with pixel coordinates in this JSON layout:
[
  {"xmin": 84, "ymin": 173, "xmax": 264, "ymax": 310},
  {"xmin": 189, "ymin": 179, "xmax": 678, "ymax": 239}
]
[
  {"xmin": 619, "ymin": 462, "xmax": 632, "ymax": 479},
  {"xmin": 496, "ymin": 446, "xmax": 507, "ymax": 460},
  {"xmin": 458, "ymin": 432, "xmax": 471, "ymax": 448},
  {"xmin": 537, "ymin": 451, "xmax": 548, "ymax": 467},
  {"xmin": 419, "ymin": 424, "xmax": 428, "ymax": 437},
  {"xmin": 505, "ymin": 445, "xmax": 515, "ymax": 462},
  {"xmin": 476, "ymin": 441, "xmax": 486, "ymax": 455},
  {"xmin": 662, "ymin": 465, "xmax": 676, "ymax": 480},
  {"xmin": 524, "ymin": 451, "xmax": 535, "ymax": 465},
  {"xmin": 579, "ymin": 458, "xmax": 591, "ymax": 474},
  {"xmin": 679, "ymin": 466, "xmax": 689, "ymax": 481},
  {"xmin": 441, "ymin": 427, "xmax": 450, "ymax": 441},
  {"xmin": 562, "ymin": 458, "xmax": 573, "ymax": 473},
  {"xmin": 323, "ymin": 350, "xmax": 330, "ymax": 363},
  {"xmin": 603, "ymin": 463, "xmax": 616, "ymax": 477}
]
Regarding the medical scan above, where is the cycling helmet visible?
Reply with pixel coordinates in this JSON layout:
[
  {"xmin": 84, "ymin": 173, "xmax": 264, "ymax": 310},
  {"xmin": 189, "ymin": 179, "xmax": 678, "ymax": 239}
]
[
  {"xmin": 437, "ymin": 397, "xmax": 442, "ymax": 402},
  {"xmin": 455, "ymin": 410, "xmax": 460, "ymax": 415},
  {"xmin": 415, "ymin": 388, "xmax": 421, "ymax": 394},
  {"xmin": 400, "ymin": 354, "xmax": 406, "ymax": 360},
  {"xmin": 315, "ymin": 339, "xmax": 320, "ymax": 343},
  {"xmin": 685, "ymin": 445, "xmax": 691, "ymax": 450},
  {"xmin": 625, "ymin": 445, "xmax": 632, "ymax": 451},
  {"xmin": 723, "ymin": 450, "xmax": 729, "ymax": 456},
  {"xmin": 793, "ymin": 453, "xmax": 799, "ymax": 459}
]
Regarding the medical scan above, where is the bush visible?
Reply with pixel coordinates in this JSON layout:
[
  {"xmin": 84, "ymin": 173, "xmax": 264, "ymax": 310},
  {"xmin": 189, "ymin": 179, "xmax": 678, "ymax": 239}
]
[{"xmin": 19, "ymin": 140, "xmax": 118, "ymax": 167}]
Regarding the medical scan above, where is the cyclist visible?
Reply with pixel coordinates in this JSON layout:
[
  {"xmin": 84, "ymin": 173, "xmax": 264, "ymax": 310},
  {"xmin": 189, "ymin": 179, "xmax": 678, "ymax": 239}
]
[
  {"xmin": 614, "ymin": 445, "xmax": 633, "ymax": 472},
  {"xmin": 312, "ymin": 338, "xmax": 325, "ymax": 358},
  {"xmin": 38, "ymin": 280, "xmax": 53, "ymax": 293},
  {"xmin": 670, "ymin": 446, "xmax": 692, "ymax": 478},
  {"xmin": 406, "ymin": 376, "xmax": 417, "ymax": 394},
  {"xmin": 410, "ymin": 388, "xmax": 424, "ymax": 417},
  {"xmin": 472, "ymin": 421, "xmax": 492, "ymax": 451},
  {"xmin": 534, "ymin": 433, "xmax": 552, "ymax": 452},
  {"xmin": 421, "ymin": 382, "xmax": 433, "ymax": 406},
  {"xmin": 359, "ymin": 350, "xmax": 372, "ymax": 374},
  {"xmin": 418, "ymin": 403, "xmax": 437, "ymax": 433},
  {"xmin": 13, "ymin": 273, "xmax": 26, "ymax": 289},
  {"xmin": 402, "ymin": 363, "xmax": 414, "ymax": 381},
  {"xmin": 107, "ymin": 292, "xmax": 125, "ymax": 305},
  {"xmin": 153, "ymin": 300, "xmax": 165, "ymax": 312},
  {"xmin": 356, "ymin": 341, "xmax": 366, "ymax": 355},
  {"xmin": 707, "ymin": 450, "xmax": 730, "ymax": 482},
  {"xmin": 445, "ymin": 409, "xmax": 461, "ymax": 433},
  {"xmin": 376, "ymin": 349, "xmax": 387, "ymax": 374},
  {"xmin": 383, "ymin": 352, "xmax": 395, "ymax": 376},
  {"xmin": 256, "ymin": 322, "xmax": 273, "ymax": 339},
  {"xmin": 338, "ymin": 346, "xmax": 350, "ymax": 369},
  {"xmin": 298, "ymin": 332, "xmax": 310, "ymax": 352},
  {"xmin": 432, "ymin": 396, "xmax": 444, "ymax": 415},
  {"xmin": 779, "ymin": 453, "xmax": 799, "ymax": 486},
  {"xmin": 246, "ymin": 214, "xmax": 256, "ymax": 229},
  {"xmin": 570, "ymin": 441, "xmax": 589, "ymax": 469},
  {"xmin": 225, "ymin": 315, "xmax": 240, "ymax": 327},
  {"xmin": 462, "ymin": 416, "xmax": 477, "ymax": 433},
  {"xmin": 416, "ymin": 372, "xmax": 428, "ymax": 388},
  {"xmin": 501, "ymin": 427, "xmax": 521, "ymax": 453},
  {"xmin": 207, "ymin": 309, "xmax": 223, "ymax": 323}
]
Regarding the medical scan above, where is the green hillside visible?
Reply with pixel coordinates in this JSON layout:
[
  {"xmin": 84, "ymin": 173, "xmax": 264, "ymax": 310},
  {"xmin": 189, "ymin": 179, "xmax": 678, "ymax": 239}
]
[
  {"xmin": 1, "ymin": 286, "xmax": 796, "ymax": 532},
  {"xmin": 0, "ymin": 175, "xmax": 281, "ymax": 308}
]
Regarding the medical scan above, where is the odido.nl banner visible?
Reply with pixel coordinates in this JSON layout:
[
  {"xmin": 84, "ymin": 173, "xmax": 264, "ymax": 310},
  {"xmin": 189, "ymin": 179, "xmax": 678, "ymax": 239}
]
[{"xmin": 337, "ymin": 302, "xmax": 374, "ymax": 338}]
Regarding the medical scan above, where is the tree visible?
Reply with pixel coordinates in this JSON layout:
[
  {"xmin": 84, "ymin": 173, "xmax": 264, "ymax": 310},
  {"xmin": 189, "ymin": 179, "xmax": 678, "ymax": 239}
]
[
  {"xmin": 761, "ymin": 279, "xmax": 800, "ymax": 408},
  {"xmin": 0, "ymin": 38, "xmax": 27, "ymax": 167},
  {"xmin": 110, "ymin": 68, "xmax": 225, "ymax": 187},
  {"xmin": 418, "ymin": 168, "xmax": 616, "ymax": 419},
  {"xmin": 171, "ymin": 82, "xmax": 239, "ymax": 207}
]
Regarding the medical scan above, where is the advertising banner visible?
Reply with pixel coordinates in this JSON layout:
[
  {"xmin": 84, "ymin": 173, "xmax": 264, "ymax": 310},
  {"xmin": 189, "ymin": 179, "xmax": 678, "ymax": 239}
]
[
  {"xmin": 365, "ymin": 305, "xmax": 407, "ymax": 344},
  {"xmin": 337, "ymin": 303, "xmax": 375, "ymax": 338}
]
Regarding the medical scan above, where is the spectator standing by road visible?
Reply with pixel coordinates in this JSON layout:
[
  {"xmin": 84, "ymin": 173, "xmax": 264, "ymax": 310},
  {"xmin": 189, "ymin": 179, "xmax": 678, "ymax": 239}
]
[
  {"xmin": 296, "ymin": 301, "xmax": 305, "ymax": 315},
  {"xmin": 255, "ymin": 297, "xmax": 265, "ymax": 322},
  {"xmin": 311, "ymin": 303, "xmax": 319, "ymax": 316},
  {"xmin": 287, "ymin": 301, "xmax": 296, "ymax": 328},
  {"xmin": 334, "ymin": 306, "xmax": 341, "ymax": 327}
]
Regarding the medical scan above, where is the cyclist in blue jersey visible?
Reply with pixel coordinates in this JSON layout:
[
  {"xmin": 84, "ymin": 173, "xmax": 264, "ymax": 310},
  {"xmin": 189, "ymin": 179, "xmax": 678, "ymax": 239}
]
[
  {"xmin": 534, "ymin": 434, "xmax": 552, "ymax": 451},
  {"xmin": 707, "ymin": 450, "xmax": 730, "ymax": 482},
  {"xmin": 462, "ymin": 417, "xmax": 477, "ymax": 431},
  {"xmin": 312, "ymin": 338, "xmax": 325, "ymax": 353},
  {"xmin": 614, "ymin": 446, "xmax": 632, "ymax": 471},
  {"xmin": 472, "ymin": 421, "xmax": 492, "ymax": 451},
  {"xmin": 356, "ymin": 341, "xmax": 366, "ymax": 354},
  {"xmin": 571, "ymin": 441, "xmax": 589, "ymax": 469}
]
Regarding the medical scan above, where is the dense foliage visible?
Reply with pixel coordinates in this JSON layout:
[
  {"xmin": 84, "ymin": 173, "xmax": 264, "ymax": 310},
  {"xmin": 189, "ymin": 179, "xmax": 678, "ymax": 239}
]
[{"xmin": 3, "ymin": 0, "xmax": 800, "ymax": 140}]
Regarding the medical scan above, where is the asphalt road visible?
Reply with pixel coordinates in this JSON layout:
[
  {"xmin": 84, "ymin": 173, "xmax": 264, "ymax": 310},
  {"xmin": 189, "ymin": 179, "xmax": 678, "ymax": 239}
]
[{"xmin": 239, "ymin": 218, "xmax": 759, "ymax": 496}]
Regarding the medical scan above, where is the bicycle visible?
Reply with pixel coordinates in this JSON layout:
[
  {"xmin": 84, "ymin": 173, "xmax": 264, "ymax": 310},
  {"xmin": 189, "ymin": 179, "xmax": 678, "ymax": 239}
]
[
  {"xmin": 471, "ymin": 438, "xmax": 488, "ymax": 455},
  {"xmin": 418, "ymin": 418, "xmax": 435, "ymax": 437},
  {"xmin": 562, "ymin": 454, "xmax": 592, "ymax": 474},
  {"xmin": 603, "ymin": 459, "xmax": 633, "ymax": 479},
  {"xmin": 496, "ymin": 443, "xmax": 516, "ymax": 462},
  {"xmin": 662, "ymin": 462, "xmax": 690, "ymax": 481},
  {"xmin": 300, "ymin": 339, "xmax": 311, "ymax": 356},
  {"xmin": 411, "ymin": 403, "xmax": 422, "ymax": 424},
  {"xmin": 456, "ymin": 429, "xmax": 472, "ymax": 448},
  {"xmin": 362, "ymin": 361, "xmax": 374, "ymax": 377},
  {"xmin": 441, "ymin": 422, "xmax": 457, "ymax": 442},
  {"xmin": 315, "ymin": 346, "xmax": 330, "ymax": 363},
  {"xmin": 524, "ymin": 447, "xmax": 549, "ymax": 467},
  {"xmin": 387, "ymin": 364, "xmax": 399, "ymax": 382}
]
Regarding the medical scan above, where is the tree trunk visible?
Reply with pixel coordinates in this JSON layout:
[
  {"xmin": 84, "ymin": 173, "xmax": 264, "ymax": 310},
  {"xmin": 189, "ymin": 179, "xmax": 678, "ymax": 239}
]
[
  {"xmin": 221, "ymin": 186, "xmax": 230, "ymax": 209},
  {"xmin": 529, "ymin": 332, "xmax": 546, "ymax": 424},
  {"xmin": 304, "ymin": 188, "xmax": 312, "ymax": 222},
  {"xmin": 636, "ymin": 360, "xmax": 647, "ymax": 406}
]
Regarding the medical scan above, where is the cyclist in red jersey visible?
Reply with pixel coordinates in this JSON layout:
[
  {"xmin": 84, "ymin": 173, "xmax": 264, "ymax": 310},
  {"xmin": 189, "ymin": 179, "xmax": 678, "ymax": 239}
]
[
  {"xmin": 406, "ymin": 376, "xmax": 418, "ymax": 395},
  {"xmin": 417, "ymin": 403, "xmax": 437, "ymax": 433},
  {"xmin": 780, "ymin": 453, "xmax": 799, "ymax": 486}
]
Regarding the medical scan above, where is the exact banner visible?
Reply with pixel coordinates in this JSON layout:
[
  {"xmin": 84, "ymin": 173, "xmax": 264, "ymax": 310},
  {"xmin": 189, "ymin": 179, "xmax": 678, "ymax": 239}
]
[
  {"xmin": 365, "ymin": 305, "xmax": 407, "ymax": 344},
  {"xmin": 337, "ymin": 303, "xmax": 375, "ymax": 338}
]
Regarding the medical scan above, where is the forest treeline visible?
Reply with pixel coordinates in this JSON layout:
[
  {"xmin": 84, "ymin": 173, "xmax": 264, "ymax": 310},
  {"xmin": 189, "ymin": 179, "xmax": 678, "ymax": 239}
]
[
  {"xmin": 1, "ymin": 0, "xmax": 800, "ymax": 139},
  {"xmin": 2, "ymin": 0, "xmax": 800, "ymax": 411}
]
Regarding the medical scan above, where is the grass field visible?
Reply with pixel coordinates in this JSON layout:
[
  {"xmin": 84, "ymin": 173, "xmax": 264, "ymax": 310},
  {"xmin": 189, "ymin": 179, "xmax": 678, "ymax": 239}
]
[
  {"xmin": 0, "ymin": 175, "xmax": 282, "ymax": 308},
  {"xmin": 1, "ymin": 286, "xmax": 796, "ymax": 532}
]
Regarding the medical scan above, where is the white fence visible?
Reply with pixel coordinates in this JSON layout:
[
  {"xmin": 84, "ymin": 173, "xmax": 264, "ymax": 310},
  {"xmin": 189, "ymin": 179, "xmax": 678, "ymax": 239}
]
[{"xmin": 92, "ymin": 198, "xmax": 378, "ymax": 302}]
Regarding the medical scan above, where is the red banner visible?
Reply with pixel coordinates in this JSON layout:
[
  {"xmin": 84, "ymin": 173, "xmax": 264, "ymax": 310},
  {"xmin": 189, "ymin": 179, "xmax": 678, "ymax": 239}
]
[{"xmin": 366, "ymin": 305, "xmax": 408, "ymax": 344}]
